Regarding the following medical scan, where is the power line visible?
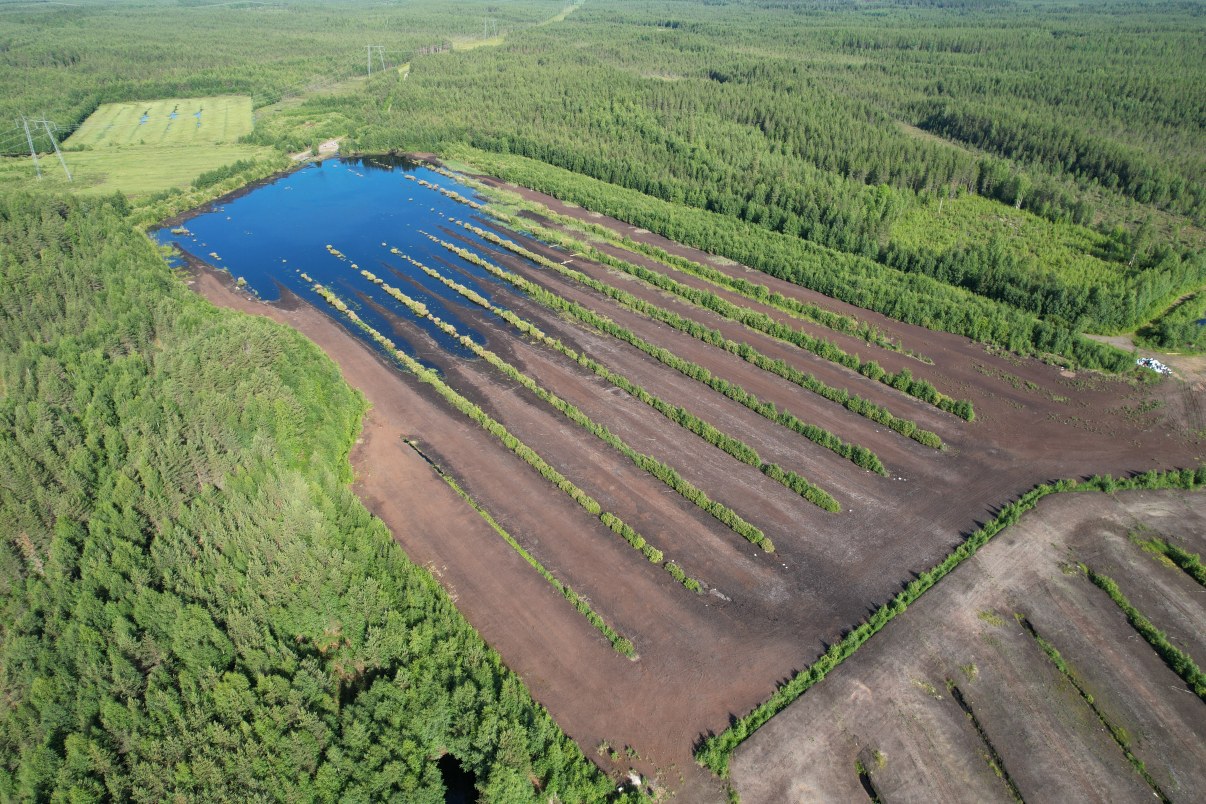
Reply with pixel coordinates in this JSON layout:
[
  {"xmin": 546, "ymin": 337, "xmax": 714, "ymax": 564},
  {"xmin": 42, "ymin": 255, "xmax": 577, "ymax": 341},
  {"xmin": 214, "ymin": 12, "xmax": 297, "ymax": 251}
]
[{"xmin": 13, "ymin": 115, "xmax": 71, "ymax": 181}]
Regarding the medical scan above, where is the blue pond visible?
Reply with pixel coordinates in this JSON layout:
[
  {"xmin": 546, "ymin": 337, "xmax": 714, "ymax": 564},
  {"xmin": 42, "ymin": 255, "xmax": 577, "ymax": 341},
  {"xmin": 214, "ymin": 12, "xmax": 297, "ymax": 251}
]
[{"xmin": 154, "ymin": 156, "xmax": 528, "ymax": 366}]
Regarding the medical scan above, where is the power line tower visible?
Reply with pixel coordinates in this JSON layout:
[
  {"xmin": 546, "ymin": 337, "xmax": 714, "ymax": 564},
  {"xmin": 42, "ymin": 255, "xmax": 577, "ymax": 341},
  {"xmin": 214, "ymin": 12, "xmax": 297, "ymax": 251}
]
[
  {"xmin": 366, "ymin": 44, "xmax": 386, "ymax": 74},
  {"xmin": 30, "ymin": 118, "xmax": 71, "ymax": 181},
  {"xmin": 483, "ymin": 16, "xmax": 498, "ymax": 38},
  {"xmin": 19, "ymin": 117, "xmax": 41, "ymax": 180}
]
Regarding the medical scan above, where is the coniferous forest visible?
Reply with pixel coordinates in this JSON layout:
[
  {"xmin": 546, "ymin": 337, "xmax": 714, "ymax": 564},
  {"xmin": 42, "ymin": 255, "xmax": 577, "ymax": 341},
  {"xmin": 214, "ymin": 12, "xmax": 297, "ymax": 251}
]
[
  {"xmin": 0, "ymin": 0, "xmax": 1203, "ymax": 801},
  {"xmin": 0, "ymin": 194, "xmax": 620, "ymax": 801}
]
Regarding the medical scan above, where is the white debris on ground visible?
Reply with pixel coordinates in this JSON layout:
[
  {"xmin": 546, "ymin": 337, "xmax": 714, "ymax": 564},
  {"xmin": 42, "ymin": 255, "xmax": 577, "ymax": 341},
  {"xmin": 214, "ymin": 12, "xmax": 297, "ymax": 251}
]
[{"xmin": 1137, "ymin": 357, "xmax": 1173, "ymax": 375}]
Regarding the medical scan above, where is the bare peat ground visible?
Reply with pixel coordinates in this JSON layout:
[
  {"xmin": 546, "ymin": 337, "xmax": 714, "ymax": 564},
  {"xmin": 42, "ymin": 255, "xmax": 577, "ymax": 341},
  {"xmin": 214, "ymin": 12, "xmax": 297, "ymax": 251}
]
[
  {"xmin": 185, "ymin": 170, "xmax": 1204, "ymax": 800},
  {"xmin": 730, "ymin": 489, "xmax": 1206, "ymax": 803}
]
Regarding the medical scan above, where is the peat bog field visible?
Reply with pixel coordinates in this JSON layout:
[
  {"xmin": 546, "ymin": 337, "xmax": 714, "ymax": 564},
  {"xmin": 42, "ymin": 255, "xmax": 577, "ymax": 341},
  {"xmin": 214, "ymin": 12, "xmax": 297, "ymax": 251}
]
[{"xmin": 159, "ymin": 156, "xmax": 1204, "ymax": 799}]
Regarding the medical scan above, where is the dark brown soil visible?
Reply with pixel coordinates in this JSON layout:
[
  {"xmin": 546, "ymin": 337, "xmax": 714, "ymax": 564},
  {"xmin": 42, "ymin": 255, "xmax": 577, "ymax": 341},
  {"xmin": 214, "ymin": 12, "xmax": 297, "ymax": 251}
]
[{"xmin": 187, "ymin": 171, "xmax": 1204, "ymax": 801}]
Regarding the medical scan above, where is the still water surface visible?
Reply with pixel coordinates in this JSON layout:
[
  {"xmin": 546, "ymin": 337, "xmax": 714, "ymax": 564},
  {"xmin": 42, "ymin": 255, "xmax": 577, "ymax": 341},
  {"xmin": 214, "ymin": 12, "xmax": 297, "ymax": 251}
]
[{"xmin": 155, "ymin": 156, "xmax": 527, "ymax": 364}]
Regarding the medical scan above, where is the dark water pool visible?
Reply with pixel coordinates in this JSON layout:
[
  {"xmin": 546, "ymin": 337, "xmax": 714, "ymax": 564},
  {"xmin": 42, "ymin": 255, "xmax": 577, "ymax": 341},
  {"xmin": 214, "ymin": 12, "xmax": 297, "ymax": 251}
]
[
  {"xmin": 437, "ymin": 753, "xmax": 478, "ymax": 803},
  {"xmin": 154, "ymin": 155, "xmax": 530, "ymax": 365}
]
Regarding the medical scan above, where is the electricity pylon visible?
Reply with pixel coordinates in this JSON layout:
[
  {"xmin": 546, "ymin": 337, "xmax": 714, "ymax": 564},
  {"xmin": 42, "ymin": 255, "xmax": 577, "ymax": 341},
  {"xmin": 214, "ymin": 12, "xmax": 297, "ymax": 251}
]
[
  {"xmin": 30, "ymin": 118, "xmax": 71, "ymax": 181},
  {"xmin": 366, "ymin": 45, "xmax": 386, "ymax": 74},
  {"xmin": 19, "ymin": 117, "xmax": 41, "ymax": 180}
]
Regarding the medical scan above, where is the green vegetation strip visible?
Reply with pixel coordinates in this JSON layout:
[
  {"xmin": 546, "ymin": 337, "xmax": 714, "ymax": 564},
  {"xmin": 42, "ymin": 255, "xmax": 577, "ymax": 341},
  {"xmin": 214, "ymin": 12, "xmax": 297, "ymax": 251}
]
[
  {"xmin": 424, "ymin": 164, "xmax": 921, "ymax": 361},
  {"xmin": 1081, "ymin": 565, "xmax": 1206, "ymax": 701},
  {"xmin": 1019, "ymin": 617, "xmax": 1169, "ymax": 803},
  {"xmin": 542, "ymin": 217, "xmax": 929, "ymax": 364},
  {"xmin": 309, "ymin": 282, "xmax": 701, "ymax": 592},
  {"xmin": 425, "ymin": 232, "xmax": 886, "ymax": 476},
  {"xmin": 435, "ymin": 227, "xmax": 932, "ymax": 456},
  {"xmin": 498, "ymin": 211, "xmax": 955, "ymax": 401},
  {"xmin": 405, "ymin": 172, "xmax": 486, "ymax": 210},
  {"xmin": 347, "ymin": 260, "xmax": 777, "ymax": 550},
  {"xmin": 693, "ymin": 467, "xmax": 1206, "ymax": 777},
  {"xmin": 455, "ymin": 216, "xmax": 964, "ymax": 436},
  {"xmin": 392, "ymin": 245, "xmax": 844, "ymax": 510},
  {"xmin": 404, "ymin": 438, "xmax": 637, "ymax": 658},
  {"xmin": 1132, "ymin": 533, "xmax": 1206, "ymax": 587}
]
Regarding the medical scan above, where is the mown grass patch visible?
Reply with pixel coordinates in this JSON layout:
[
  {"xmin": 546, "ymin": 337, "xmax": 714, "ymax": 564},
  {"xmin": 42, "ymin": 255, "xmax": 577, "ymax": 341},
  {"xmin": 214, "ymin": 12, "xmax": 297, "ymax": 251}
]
[
  {"xmin": 64, "ymin": 95, "xmax": 253, "ymax": 148},
  {"xmin": 0, "ymin": 144, "xmax": 275, "ymax": 198}
]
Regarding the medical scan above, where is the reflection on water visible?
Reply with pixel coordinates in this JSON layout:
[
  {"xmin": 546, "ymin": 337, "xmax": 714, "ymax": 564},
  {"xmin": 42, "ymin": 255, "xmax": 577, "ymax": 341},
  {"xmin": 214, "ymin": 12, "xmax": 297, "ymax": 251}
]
[{"xmin": 154, "ymin": 155, "xmax": 527, "ymax": 365}]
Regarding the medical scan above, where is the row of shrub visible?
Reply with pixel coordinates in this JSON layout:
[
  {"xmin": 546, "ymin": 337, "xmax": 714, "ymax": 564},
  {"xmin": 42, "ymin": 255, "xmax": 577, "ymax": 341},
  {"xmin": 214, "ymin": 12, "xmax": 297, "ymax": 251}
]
[
  {"xmin": 426, "ymin": 162, "xmax": 905, "ymax": 359},
  {"xmin": 1133, "ymin": 536, "xmax": 1206, "ymax": 586},
  {"xmin": 428, "ymin": 234, "xmax": 887, "ymax": 475},
  {"xmin": 1082, "ymin": 566, "xmax": 1206, "ymax": 701},
  {"xmin": 191, "ymin": 158, "xmax": 264, "ymax": 190},
  {"xmin": 310, "ymin": 283, "xmax": 701, "ymax": 591},
  {"xmin": 510, "ymin": 214, "xmax": 961, "ymax": 414},
  {"xmin": 356, "ymin": 267, "xmax": 778, "ymax": 551},
  {"xmin": 130, "ymin": 152, "xmax": 292, "ymax": 230},
  {"xmin": 396, "ymin": 247, "xmax": 841, "ymax": 513},
  {"xmin": 465, "ymin": 216, "xmax": 974, "ymax": 424},
  {"xmin": 1020, "ymin": 618, "xmax": 1168, "ymax": 801},
  {"xmin": 407, "ymin": 439, "xmax": 637, "ymax": 657},
  {"xmin": 624, "ymin": 237, "xmax": 928, "ymax": 360},
  {"xmin": 447, "ymin": 148, "xmax": 1135, "ymax": 374},
  {"xmin": 440, "ymin": 227, "xmax": 937, "ymax": 454},
  {"xmin": 525, "ymin": 206, "xmax": 890, "ymax": 344},
  {"xmin": 419, "ymin": 165, "xmax": 902, "ymax": 357},
  {"xmin": 693, "ymin": 467, "xmax": 1206, "ymax": 776},
  {"xmin": 406, "ymin": 172, "xmax": 486, "ymax": 210}
]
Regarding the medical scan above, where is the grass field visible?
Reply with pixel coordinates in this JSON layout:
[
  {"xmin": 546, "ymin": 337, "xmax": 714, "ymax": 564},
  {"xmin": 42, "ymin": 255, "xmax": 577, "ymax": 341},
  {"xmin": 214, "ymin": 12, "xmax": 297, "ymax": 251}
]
[
  {"xmin": 63, "ymin": 95, "xmax": 253, "ymax": 149},
  {"xmin": 450, "ymin": 34, "xmax": 507, "ymax": 51},
  {"xmin": 0, "ymin": 144, "xmax": 273, "ymax": 198},
  {"xmin": 3, "ymin": 94, "xmax": 267, "ymax": 198}
]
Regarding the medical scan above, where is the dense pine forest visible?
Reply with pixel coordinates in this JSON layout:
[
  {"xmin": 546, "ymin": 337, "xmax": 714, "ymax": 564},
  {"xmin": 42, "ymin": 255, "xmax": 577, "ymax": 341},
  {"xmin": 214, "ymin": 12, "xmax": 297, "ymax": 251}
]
[
  {"xmin": 348, "ymin": 0, "xmax": 1205, "ymax": 339},
  {"xmin": 0, "ymin": 0, "xmax": 1204, "ymax": 800},
  {"xmin": 0, "ymin": 194, "xmax": 621, "ymax": 801}
]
